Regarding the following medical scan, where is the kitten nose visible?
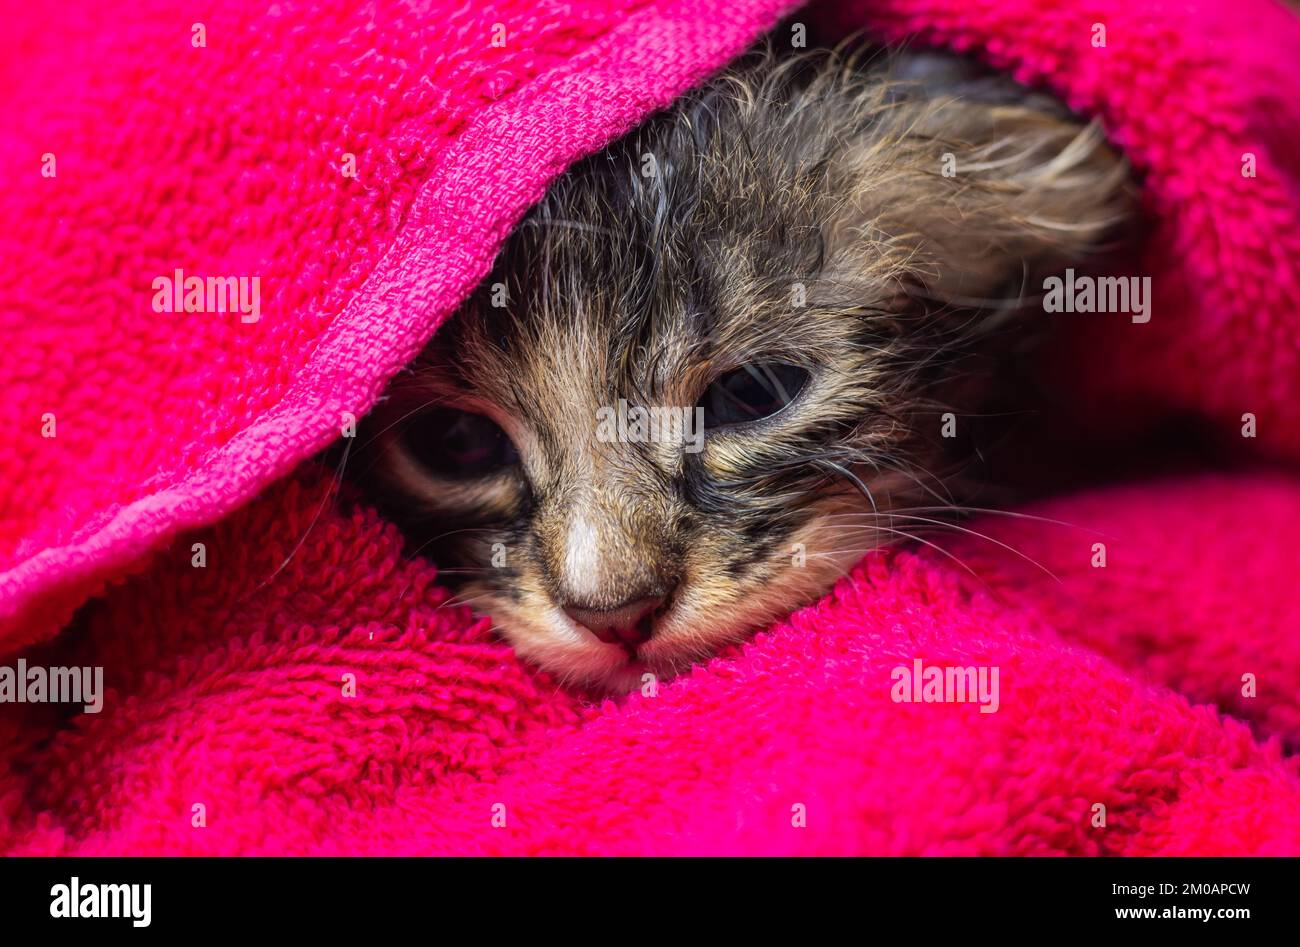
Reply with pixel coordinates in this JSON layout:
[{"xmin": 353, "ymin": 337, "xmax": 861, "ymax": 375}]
[{"xmin": 563, "ymin": 594, "xmax": 665, "ymax": 646}]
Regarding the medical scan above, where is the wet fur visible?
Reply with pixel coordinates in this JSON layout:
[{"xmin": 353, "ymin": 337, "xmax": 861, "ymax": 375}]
[{"xmin": 360, "ymin": 43, "xmax": 1133, "ymax": 691}]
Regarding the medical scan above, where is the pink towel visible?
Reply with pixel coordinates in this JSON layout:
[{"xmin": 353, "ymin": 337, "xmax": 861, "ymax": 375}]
[{"xmin": 2, "ymin": 0, "xmax": 1298, "ymax": 854}]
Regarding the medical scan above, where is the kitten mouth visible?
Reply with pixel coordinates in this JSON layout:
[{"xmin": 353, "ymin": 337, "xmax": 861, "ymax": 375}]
[
  {"xmin": 596, "ymin": 615, "xmax": 657, "ymax": 661},
  {"xmin": 569, "ymin": 596, "xmax": 675, "ymax": 659}
]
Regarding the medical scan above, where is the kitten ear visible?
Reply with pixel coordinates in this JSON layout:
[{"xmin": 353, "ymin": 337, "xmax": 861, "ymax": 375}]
[{"xmin": 824, "ymin": 75, "xmax": 1134, "ymax": 309}]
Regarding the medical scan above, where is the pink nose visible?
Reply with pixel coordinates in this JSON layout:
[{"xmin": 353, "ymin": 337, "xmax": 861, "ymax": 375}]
[{"xmin": 563, "ymin": 595, "xmax": 664, "ymax": 647}]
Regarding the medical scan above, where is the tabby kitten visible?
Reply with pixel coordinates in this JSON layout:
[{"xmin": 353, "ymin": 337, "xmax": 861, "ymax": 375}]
[{"xmin": 361, "ymin": 44, "xmax": 1132, "ymax": 692}]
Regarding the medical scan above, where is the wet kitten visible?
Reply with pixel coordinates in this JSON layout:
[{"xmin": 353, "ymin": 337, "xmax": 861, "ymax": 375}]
[{"xmin": 360, "ymin": 45, "xmax": 1132, "ymax": 692}]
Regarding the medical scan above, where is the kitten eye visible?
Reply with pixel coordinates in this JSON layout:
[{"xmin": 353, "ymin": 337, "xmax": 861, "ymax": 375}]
[
  {"xmin": 699, "ymin": 362, "xmax": 810, "ymax": 428},
  {"xmin": 401, "ymin": 408, "xmax": 519, "ymax": 478}
]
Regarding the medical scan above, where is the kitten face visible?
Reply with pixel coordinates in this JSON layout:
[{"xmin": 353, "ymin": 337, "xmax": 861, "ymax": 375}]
[{"xmin": 362, "ymin": 46, "xmax": 1131, "ymax": 691}]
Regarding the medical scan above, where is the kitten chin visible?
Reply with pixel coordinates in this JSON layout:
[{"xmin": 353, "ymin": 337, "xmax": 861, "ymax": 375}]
[{"xmin": 358, "ymin": 40, "xmax": 1134, "ymax": 691}]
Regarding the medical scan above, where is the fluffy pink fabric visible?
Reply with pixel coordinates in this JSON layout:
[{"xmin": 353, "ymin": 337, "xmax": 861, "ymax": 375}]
[
  {"xmin": 3, "ymin": 471, "xmax": 1299, "ymax": 854},
  {"xmin": 1, "ymin": 0, "xmax": 1298, "ymax": 854}
]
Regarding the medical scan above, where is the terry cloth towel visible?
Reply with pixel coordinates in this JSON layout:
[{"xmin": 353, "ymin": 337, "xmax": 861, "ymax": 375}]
[{"xmin": 1, "ymin": 0, "xmax": 1298, "ymax": 854}]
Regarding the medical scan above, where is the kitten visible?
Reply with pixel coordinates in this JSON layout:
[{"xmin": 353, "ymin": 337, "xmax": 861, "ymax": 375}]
[{"xmin": 360, "ymin": 44, "xmax": 1132, "ymax": 692}]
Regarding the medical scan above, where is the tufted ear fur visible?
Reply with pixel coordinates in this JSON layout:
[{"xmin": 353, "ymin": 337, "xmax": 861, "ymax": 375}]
[{"xmin": 822, "ymin": 51, "xmax": 1135, "ymax": 311}]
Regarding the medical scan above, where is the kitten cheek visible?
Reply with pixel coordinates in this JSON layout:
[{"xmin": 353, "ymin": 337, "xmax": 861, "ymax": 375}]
[{"xmin": 653, "ymin": 527, "xmax": 870, "ymax": 654}]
